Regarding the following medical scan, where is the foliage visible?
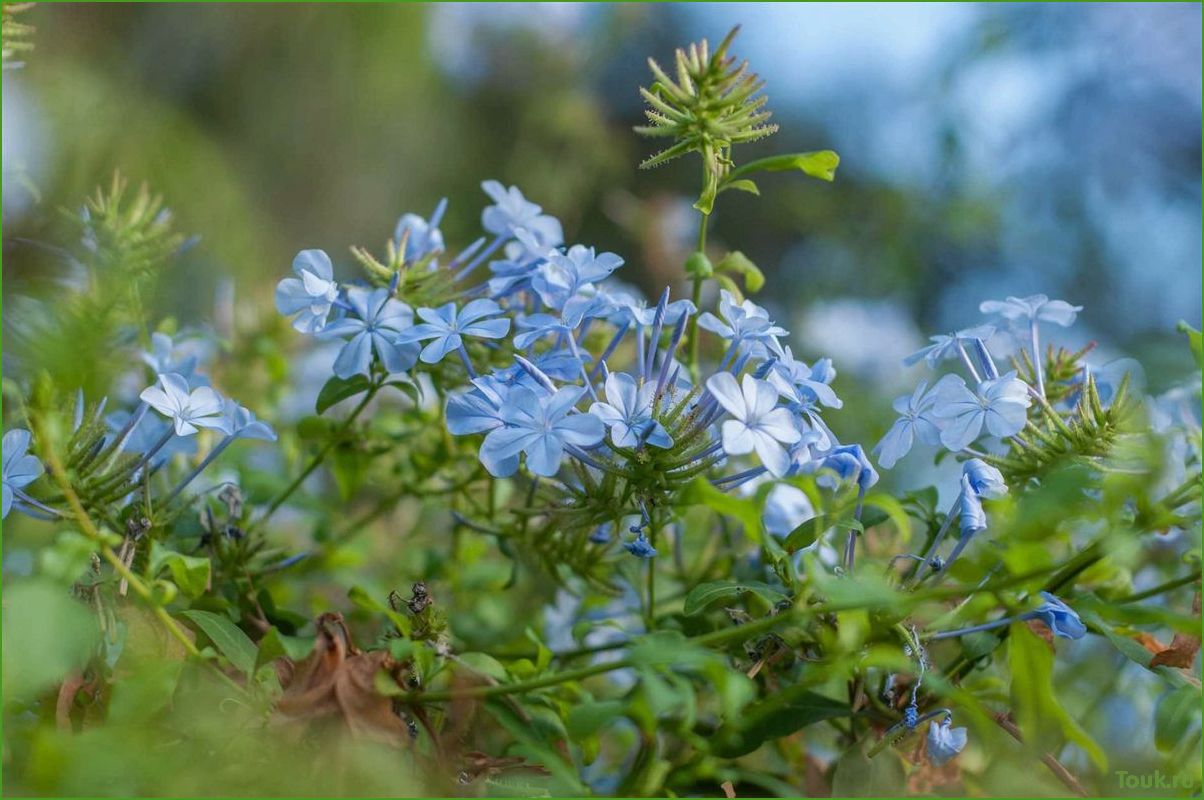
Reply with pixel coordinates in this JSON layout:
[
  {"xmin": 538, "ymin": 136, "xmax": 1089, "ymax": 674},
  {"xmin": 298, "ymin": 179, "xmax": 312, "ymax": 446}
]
[{"xmin": 2, "ymin": 24, "xmax": 1201, "ymax": 800}]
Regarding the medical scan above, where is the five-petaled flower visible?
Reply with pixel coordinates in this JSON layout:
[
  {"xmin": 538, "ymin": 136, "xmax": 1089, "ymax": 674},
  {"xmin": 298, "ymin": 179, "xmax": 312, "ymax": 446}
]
[
  {"xmin": 932, "ymin": 371, "xmax": 1032, "ymax": 451},
  {"xmin": 904, "ymin": 325, "xmax": 995, "ymax": 369},
  {"xmin": 480, "ymin": 385, "xmax": 605, "ymax": 477},
  {"xmin": 276, "ymin": 249, "xmax": 340, "ymax": 334},
  {"xmin": 926, "ymin": 717, "xmax": 968, "ymax": 767},
  {"xmin": 2, "ymin": 429, "xmax": 43, "ymax": 519},
  {"xmin": 1025, "ymin": 592, "xmax": 1087, "ymax": 640},
  {"xmin": 706, "ymin": 373, "xmax": 800, "ymax": 477},
  {"xmin": 317, "ymin": 287, "xmax": 419, "ymax": 379},
  {"xmin": 590, "ymin": 372, "xmax": 673, "ymax": 449},
  {"xmin": 532, "ymin": 245, "xmax": 624, "ymax": 309},
  {"xmin": 140, "ymin": 374, "xmax": 226, "ymax": 436},
  {"xmin": 400, "ymin": 299, "xmax": 511, "ymax": 364},
  {"xmin": 872, "ymin": 379, "xmax": 946, "ymax": 469},
  {"xmin": 481, "ymin": 180, "xmax": 562, "ymax": 242},
  {"xmin": 394, "ymin": 198, "xmax": 447, "ymax": 262},
  {"xmin": 698, "ymin": 290, "xmax": 786, "ymax": 348},
  {"xmin": 979, "ymin": 294, "xmax": 1081, "ymax": 327}
]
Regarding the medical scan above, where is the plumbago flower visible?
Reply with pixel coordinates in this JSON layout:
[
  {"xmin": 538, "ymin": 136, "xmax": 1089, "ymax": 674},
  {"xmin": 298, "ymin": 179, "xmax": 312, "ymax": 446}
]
[
  {"xmin": 532, "ymin": 245, "xmax": 624, "ymax": 309},
  {"xmin": 590, "ymin": 372, "xmax": 672, "ymax": 449},
  {"xmin": 698, "ymin": 289, "xmax": 787, "ymax": 352},
  {"xmin": 275, "ymin": 249, "xmax": 340, "ymax": 334},
  {"xmin": 872, "ymin": 378, "xmax": 944, "ymax": 468},
  {"xmin": 400, "ymin": 299, "xmax": 510, "ymax": 366},
  {"xmin": 140, "ymin": 373, "xmax": 226, "ymax": 436},
  {"xmin": 706, "ymin": 373, "xmax": 800, "ymax": 477},
  {"xmin": 904, "ymin": 324, "xmax": 996, "ymax": 369},
  {"xmin": 480, "ymin": 180, "xmax": 561, "ymax": 241},
  {"xmin": 931, "ymin": 371, "xmax": 1031, "ymax": 451},
  {"xmin": 2, "ymin": 429, "xmax": 43, "ymax": 519},
  {"xmin": 979, "ymin": 294, "xmax": 1082, "ymax": 327},
  {"xmin": 394, "ymin": 198, "xmax": 447, "ymax": 262},
  {"xmin": 480, "ymin": 386, "xmax": 605, "ymax": 477},
  {"xmin": 318, "ymin": 287, "xmax": 419, "ymax": 379},
  {"xmin": 927, "ymin": 717, "xmax": 968, "ymax": 767}
]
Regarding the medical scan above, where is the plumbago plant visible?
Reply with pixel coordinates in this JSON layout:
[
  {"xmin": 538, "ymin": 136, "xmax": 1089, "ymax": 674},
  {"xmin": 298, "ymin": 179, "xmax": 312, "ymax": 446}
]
[{"xmin": 3, "ymin": 29, "xmax": 1201, "ymax": 798}]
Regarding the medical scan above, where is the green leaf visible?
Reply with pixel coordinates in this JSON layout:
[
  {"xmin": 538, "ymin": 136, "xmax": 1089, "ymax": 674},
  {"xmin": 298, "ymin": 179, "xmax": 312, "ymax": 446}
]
[
  {"xmin": 714, "ymin": 251, "xmax": 764, "ymax": 293},
  {"xmin": 2, "ymin": 580, "xmax": 98, "ymax": 700},
  {"xmin": 684, "ymin": 251, "xmax": 713, "ymax": 280},
  {"xmin": 1078, "ymin": 605, "xmax": 1195, "ymax": 688},
  {"xmin": 385, "ymin": 377, "xmax": 421, "ymax": 406},
  {"xmin": 682, "ymin": 476, "xmax": 763, "ymax": 542},
  {"xmin": 830, "ymin": 742, "xmax": 906, "ymax": 796},
  {"xmin": 1155, "ymin": 685, "xmax": 1201, "ymax": 752},
  {"xmin": 719, "ymin": 178, "xmax": 760, "ymax": 196},
  {"xmin": 315, "ymin": 374, "xmax": 373, "ymax": 415},
  {"xmin": 713, "ymin": 684, "xmax": 849, "ymax": 757},
  {"xmin": 728, "ymin": 150, "xmax": 840, "ymax": 183},
  {"xmin": 565, "ymin": 700, "xmax": 625, "ymax": 740},
  {"xmin": 1009, "ymin": 624, "xmax": 1108, "ymax": 771},
  {"xmin": 1177, "ymin": 320, "xmax": 1202, "ymax": 368},
  {"xmin": 784, "ymin": 514, "xmax": 862, "ymax": 553},
  {"xmin": 255, "ymin": 626, "xmax": 315, "ymax": 668},
  {"xmin": 682, "ymin": 580, "xmax": 787, "ymax": 616},
  {"xmin": 149, "ymin": 541, "xmax": 211, "ymax": 600},
  {"xmin": 180, "ymin": 610, "xmax": 257, "ymax": 676}
]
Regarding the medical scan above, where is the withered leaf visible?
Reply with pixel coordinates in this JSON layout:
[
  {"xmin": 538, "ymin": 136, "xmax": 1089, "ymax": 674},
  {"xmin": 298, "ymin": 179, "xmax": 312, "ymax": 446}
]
[{"xmin": 274, "ymin": 612, "xmax": 409, "ymax": 744}]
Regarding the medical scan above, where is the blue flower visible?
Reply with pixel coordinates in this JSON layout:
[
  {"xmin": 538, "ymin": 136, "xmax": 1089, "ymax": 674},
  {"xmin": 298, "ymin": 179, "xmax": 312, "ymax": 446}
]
[
  {"xmin": 446, "ymin": 377, "xmax": 521, "ymax": 477},
  {"xmin": 1025, "ymin": 592, "xmax": 1087, "ymax": 640},
  {"xmin": 276, "ymin": 250, "xmax": 340, "ymax": 334},
  {"xmin": 603, "ymin": 286, "xmax": 696, "ymax": 328},
  {"xmin": 512, "ymin": 299, "xmax": 592, "ymax": 350},
  {"xmin": 697, "ymin": 290, "xmax": 786, "ymax": 347},
  {"xmin": 624, "ymin": 533, "xmax": 657, "ymax": 558},
  {"xmin": 393, "ymin": 198, "xmax": 447, "ymax": 262},
  {"xmin": 816, "ymin": 443, "xmax": 879, "ymax": 491},
  {"xmin": 706, "ymin": 373, "xmax": 800, "ymax": 478},
  {"xmin": 962, "ymin": 458, "xmax": 1007, "ymax": 498},
  {"xmin": 979, "ymin": 294, "xmax": 1081, "ymax": 327},
  {"xmin": 590, "ymin": 372, "xmax": 672, "ymax": 449},
  {"xmin": 140, "ymin": 332, "xmax": 208, "ymax": 384},
  {"xmin": 480, "ymin": 385, "xmax": 605, "ymax": 477},
  {"xmin": 139, "ymin": 374, "xmax": 226, "ymax": 436},
  {"xmin": 480, "ymin": 180, "xmax": 562, "ymax": 242},
  {"xmin": 904, "ymin": 325, "xmax": 996, "ymax": 368},
  {"xmin": 926, "ymin": 717, "xmax": 968, "ymax": 766},
  {"xmin": 317, "ymin": 287, "xmax": 419, "ymax": 379},
  {"xmin": 532, "ymin": 245, "xmax": 624, "ymax": 310},
  {"xmin": 218, "ymin": 398, "xmax": 277, "ymax": 441},
  {"xmin": 764, "ymin": 346, "xmax": 841, "ymax": 409},
  {"xmin": 107, "ymin": 410, "xmax": 197, "ymax": 459},
  {"xmin": 399, "ymin": 299, "xmax": 510, "ymax": 364},
  {"xmin": 488, "ymin": 226, "xmax": 563, "ymax": 297},
  {"xmin": 762, "ymin": 483, "xmax": 816, "ymax": 539},
  {"xmin": 589, "ymin": 522, "xmax": 614, "ymax": 544},
  {"xmin": 873, "ymin": 379, "xmax": 945, "ymax": 469},
  {"xmin": 931, "ymin": 372, "xmax": 1032, "ymax": 451},
  {"xmin": 2, "ymin": 429, "xmax": 43, "ymax": 519},
  {"xmin": 958, "ymin": 474, "xmax": 987, "ymax": 537}
]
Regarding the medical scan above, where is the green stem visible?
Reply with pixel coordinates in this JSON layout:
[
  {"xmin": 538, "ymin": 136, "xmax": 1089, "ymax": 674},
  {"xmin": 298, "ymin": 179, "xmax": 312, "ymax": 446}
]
[
  {"xmin": 406, "ymin": 607, "xmax": 796, "ymax": 704},
  {"xmin": 645, "ymin": 517, "xmax": 660, "ymax": 632},
  {"xmin": 1116, "ymin": 571, "xmax": 1201, "ymax": 604},
  {"xmin": 251, "ymin": 385, "xmax": 379, "ymax": 532}
]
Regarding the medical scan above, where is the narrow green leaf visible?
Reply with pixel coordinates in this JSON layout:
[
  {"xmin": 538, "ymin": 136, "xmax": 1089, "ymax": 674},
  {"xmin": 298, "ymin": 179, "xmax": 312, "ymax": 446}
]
[
  {"xmin": 255, "ymin": 626, "xmax": 315, "ymax": 669},
  {"xmin": 683, "ymin": 580, "xmax": 787, "ymax": 616},
  {"xmin": 713, "ymin": 684, "xmax": 849, "ymax": 757},
  {"xmin": 1177, "ymin": 320, "xmax": 1202, "ymax": 368},
  {"xmin": 566, "ymin": 700, "xmax": 626, "ymax": 740},
  {"xmin": 682, "ymin": 476, "xmax": 762, "ymax": 541},
  {"xmin": 714, "ymin": 251, "xmax": 764, "ymax": 293},
  {"xmin": 149, "ymin": 542, "xmax": 211, "ymax": 600},
  {"xmin": 719, "ymin": 178, "xmax": 760, "ymax": 196},
  {"xmin": 728, "ymin": 150, "xmax": 840, "ymax": 182},
  {"xmin": 180, "ymin": 610, "xmax": 257, "ymax": 676},
  {"xmin": 315, "ymin": 374, "xmax": 373, "ymax": 415},
  {"xmin": 784, "ymin": 514, "xmax": 862, "ymax": 553}
]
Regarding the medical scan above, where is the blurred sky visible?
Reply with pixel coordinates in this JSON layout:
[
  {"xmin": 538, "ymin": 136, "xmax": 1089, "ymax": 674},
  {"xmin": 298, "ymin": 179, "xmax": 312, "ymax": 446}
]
[{"xmin": 3, "ymin": 2, "xmax": 1201, "ymax": 405}]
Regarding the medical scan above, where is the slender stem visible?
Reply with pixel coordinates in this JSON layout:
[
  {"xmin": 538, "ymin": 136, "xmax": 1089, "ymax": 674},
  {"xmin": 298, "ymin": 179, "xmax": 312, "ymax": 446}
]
[
  {"xmin": 165, "ymin": 435, "xmax": 235, "ymax": 504},
  {"xmin": 1030, "ymin": 319, "xmax": 1045, "ymax": 398},
  {"xmin": 842, "ymin": 485, "xmax": 866, "ymax": 573},
  {"xmin": 955, "ymin": 339, "xmax": 982, "ymax": 384},
  {"xmin": 645, "ymin": 518, "xmax": 659, "ymax": 632},
  {"xmin": 456, "ymin": 343, "xmax": 478, "ymax": 379},
  {"xmin": 30, "ymin": 416, "xmax": 243, "ymax": 693},
  {"xmin": 908, "ymin": 493, "xmax": 962, "ymax": 586},
  {"xmin": 1116, "ymin": 571, "xmax": 1201, "ymax": 604},
  {"xmin": 251, "ymin": 385, "xmax": 379, "ymax": 531},
  {"xmin": 687, "ymin": 211, "xmax": 709, "ymax": 378},
  {"xmin": 925, "ymin": 615, "xmax": 1015, "ymax": 641},
  {"xmin": 405, "ymin": 606, "xmax": 797, "ymax": 704}
]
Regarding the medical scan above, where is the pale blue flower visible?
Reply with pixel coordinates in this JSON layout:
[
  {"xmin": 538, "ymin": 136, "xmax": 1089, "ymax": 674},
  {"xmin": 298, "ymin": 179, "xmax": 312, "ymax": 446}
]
[
  {"xmin": 764, "ymin": 346, "xmax": 841, "ymax": 409},
  {"xmin": 532, "ymin": 245, "xmax": 624, "ymax": 309},
  {"xmin": 590, "ymin": 372, "xmax": 672, "ymax": 449},
  {"xmin": 1027, "ymin": 592, "xmax": 1087, "ymax": 640},
  {"xmin": 872, "ymin": 379, "xmax": 944, "ymax": 469},
  {"xmin": 512, "ymin": 300, "xmax": 591, "ymax": 350},
  {"xmin": 488, "ymin": 226, "xmax": 563, "ymax": 297},
  {"xmin": 816, "ymin": 443, "xmax": 879, "ymax": 491},
  {"xmin": 480, "ymin": 180, "xmax": 562, "ymax": 242},
  {"xmin": 140, "ymin": 332, "xmax": 208, "ymax": 384},
  {"xmin": 218, "ymin": 398, "xmax": 277, "ymax": 441},
  {"xmin": 317, "ymin": 287, "xmax": 419, "ymax": 379},
  {"xmin": 926, "ymin": 718, "xmax": 968, "ymax": 766},
  {"xmin": 480, "ymin": 385, "xmax": 605, "ymax": 477},
  {"xmin": 2, "ymin": 429, "xmax": 43, "ymax": 519},
  {"xmin": 706, "ymin": 373, "xmax": 800, "ymax": 478},
  {"xmin": 603, "ymin": 287, "xmax": 696, "ymax": 328},
  {"xmin": 107, "ymin": 410, "xmax": 197, "ymax": 459},
  {"xmin": 932, "ymin": 372, "xmax": 1032, "ymax": 451},
  {"xmin": 962, "ymin": 458, "xmax": 1007, "ymax": 498},
  {"xmin": 762, "ymin": 483, "xmax": 816, "ymax": 539},
  {"xmin": 624, "ymin": 533, "xmax": 657, "ymax": 559},
  {"xmin": 903, "ymin": 325, "xmax": 996, "ymax": 368},
  {"xmin": 958, "ymin": 474, "xmax": 987, "ymax": 536},
  {"xmin": 276, "ymin": 250, "xmax": 340, "ymax": 334},
  {"xmin": 446, "ymin": 377, "xmax": 520, "ymax": 476},
  {"xmin": 399, "ymin": 299, "xmax": 510, "ymax": 364},
  {"xmin": 979, "ymin": 294, "xmax": 1081, "ymax": 327},
  {"xmin": 393, "ymin": 198, "xmax": 447, "ymax": 261},
  {"xmin": 139, "ymin": 373, "xmax": 226, "ymax": 436},
  {"xmin": 697, "ymin": 290, "xmax": 786, "ymax": 346},
  {"xmin": 589, "ymin": 522, "xmax": 613, "ymax": 544}
]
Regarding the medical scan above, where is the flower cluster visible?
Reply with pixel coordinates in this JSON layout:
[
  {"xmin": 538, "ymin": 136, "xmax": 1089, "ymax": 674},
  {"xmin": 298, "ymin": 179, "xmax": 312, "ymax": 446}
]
[{"xmin": 277, "ymin": 181, "xmax": 863, "ymax": 555}]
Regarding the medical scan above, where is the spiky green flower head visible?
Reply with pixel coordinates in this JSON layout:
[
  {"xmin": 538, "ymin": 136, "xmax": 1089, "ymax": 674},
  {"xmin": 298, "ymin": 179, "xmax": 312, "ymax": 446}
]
[
  {"xmin": 2, "ymin": 3, "xmax": 35, "ymax": 68},
  {"xmin": 636, "ymin": 27, "xmax": 778, "ymax": 213}
]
